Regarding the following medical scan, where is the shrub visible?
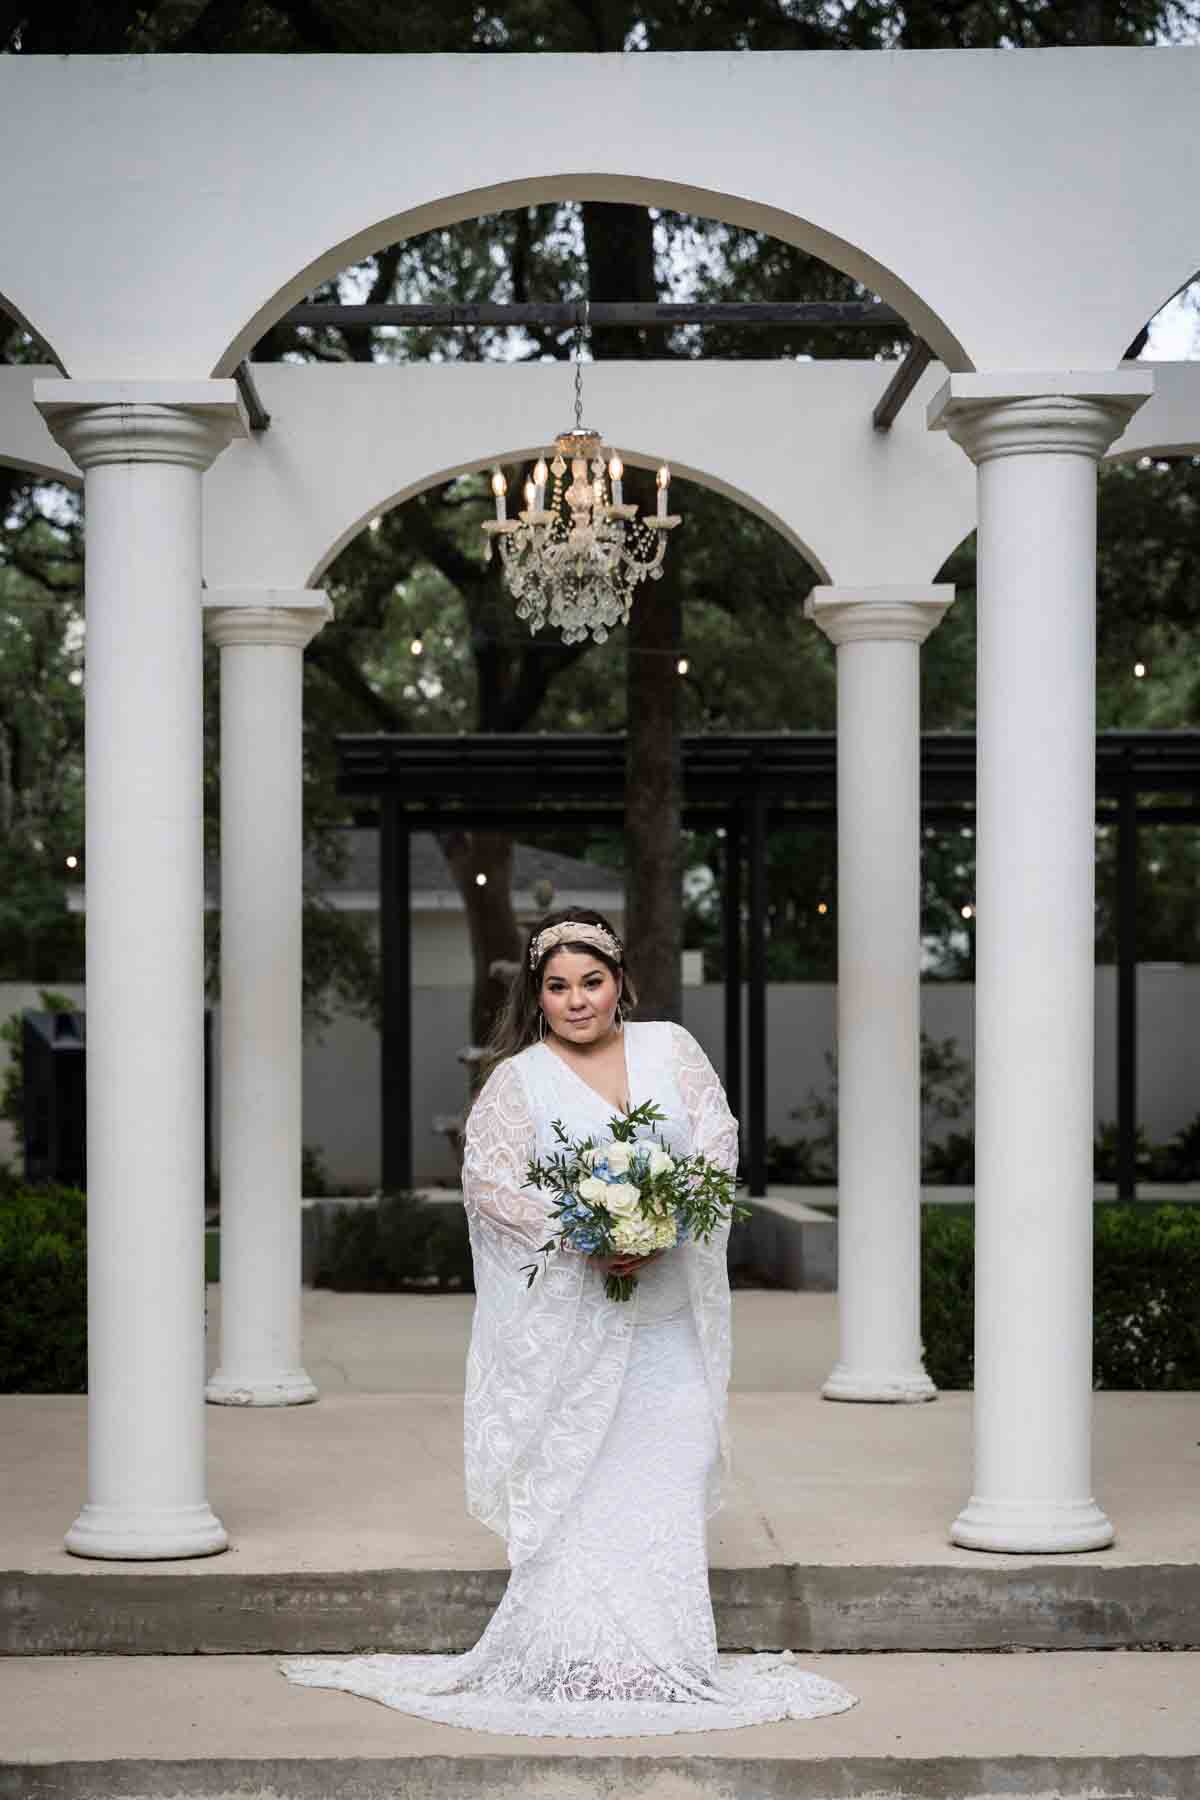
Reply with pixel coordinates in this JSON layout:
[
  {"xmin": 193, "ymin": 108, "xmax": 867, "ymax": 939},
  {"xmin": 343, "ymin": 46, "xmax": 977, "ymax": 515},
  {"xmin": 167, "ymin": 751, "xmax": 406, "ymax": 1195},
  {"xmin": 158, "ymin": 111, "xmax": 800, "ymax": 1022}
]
[
  {"xmin": 0, "ymin": 1182, "xmax": 86, "ymax": 1393},
  {"xmin": 920, "ymin": 1203, "xmax": 1200, "ymax": 1391},
  {"xmin": 0, "ymin": 989, "xmax": 78, "ymax": 1139},
  {"xmin": 920, "ymin": 1207, "xmax": 975, "ymax": 1388},
  {"xmin": 1152, "ymin": 1113, "xmax": 1200, "ymax": 1182},
  {"xmin": 313, "ymin": 1192, "xmax": 474, "ymax": 1293},
  {"xmin": 1092, "ymin": 1205, "xmax": 1200, "ymax": 1389}
]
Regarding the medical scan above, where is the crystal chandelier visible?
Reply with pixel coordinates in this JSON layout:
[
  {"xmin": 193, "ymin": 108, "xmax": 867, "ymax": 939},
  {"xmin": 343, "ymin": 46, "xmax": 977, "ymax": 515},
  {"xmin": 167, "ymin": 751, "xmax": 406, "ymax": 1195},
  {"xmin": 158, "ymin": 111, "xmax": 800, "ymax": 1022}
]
[{"xmin": 482, "ymin": 305, "xmax": 680, "ymax": 645}]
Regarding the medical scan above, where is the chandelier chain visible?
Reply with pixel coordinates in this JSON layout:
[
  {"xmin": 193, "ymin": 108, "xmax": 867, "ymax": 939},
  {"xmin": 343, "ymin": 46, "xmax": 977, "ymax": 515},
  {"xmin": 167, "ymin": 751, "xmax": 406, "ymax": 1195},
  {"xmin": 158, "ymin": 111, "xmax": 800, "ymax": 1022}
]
[
  {"xmin": 482, "ymin": 292, "xmax": 678, "ymax": 645},
  {"xmin": 573, "ymin": 299, "xmax": 588, "ymax": 432}
]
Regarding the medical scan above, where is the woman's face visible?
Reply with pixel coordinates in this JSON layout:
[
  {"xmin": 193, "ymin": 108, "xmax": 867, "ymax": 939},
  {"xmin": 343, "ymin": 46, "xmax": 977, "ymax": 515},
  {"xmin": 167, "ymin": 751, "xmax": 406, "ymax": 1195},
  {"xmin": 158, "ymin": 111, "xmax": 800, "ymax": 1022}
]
[{"xmin": 539, "ymin": 947, "xmax": 622, "ymax": 1046}]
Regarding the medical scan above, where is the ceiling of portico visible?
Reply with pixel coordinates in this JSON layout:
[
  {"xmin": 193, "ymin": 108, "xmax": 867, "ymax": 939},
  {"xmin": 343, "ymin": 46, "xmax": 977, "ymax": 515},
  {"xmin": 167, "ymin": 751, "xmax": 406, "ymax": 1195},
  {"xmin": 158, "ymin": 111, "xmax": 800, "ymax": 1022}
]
[{"xmin": 1, "ymin": 51, "xmax": 1197, "ymax": 380}]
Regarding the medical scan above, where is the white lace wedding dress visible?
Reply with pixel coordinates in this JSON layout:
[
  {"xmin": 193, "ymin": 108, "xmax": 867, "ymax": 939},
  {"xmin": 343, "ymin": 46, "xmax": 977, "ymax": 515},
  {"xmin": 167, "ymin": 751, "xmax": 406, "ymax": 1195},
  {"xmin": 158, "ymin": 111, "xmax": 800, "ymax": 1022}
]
[{"xmin": 280, "ymin": 1020, "xmax": 858, "ymax": 1736}]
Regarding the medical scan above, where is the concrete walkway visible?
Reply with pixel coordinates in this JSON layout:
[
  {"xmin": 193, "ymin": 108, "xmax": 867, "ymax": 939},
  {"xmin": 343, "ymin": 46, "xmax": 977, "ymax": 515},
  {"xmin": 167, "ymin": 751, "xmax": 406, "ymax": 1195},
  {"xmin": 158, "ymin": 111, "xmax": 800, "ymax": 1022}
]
[
  {"xmin": 3, "ymin": 1650, "xmax": 1197, "ymax": 1798},
  {"xmin": 2, "ymin": 1290, "xmax": 1196, "ymax": 1579}
]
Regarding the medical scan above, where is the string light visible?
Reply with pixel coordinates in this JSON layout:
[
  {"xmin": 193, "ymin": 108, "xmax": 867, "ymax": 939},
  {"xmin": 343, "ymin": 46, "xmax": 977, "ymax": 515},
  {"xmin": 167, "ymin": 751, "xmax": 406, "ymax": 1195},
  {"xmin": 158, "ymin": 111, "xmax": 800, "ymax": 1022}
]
[
  {"xmin": 961, "ymin": 904, "xmax": 974, "ymax": 920},
  {"xmin": 410, "ymin": 634, "xmax": 424, "ymax": 657},
  {"xmin": 1134, "ymin": 661, "xmax": 1147, "ymax": 678},
  {"xmin": 65, "ymin": 854, "xmax": 78, "ymax": 870},
  {"xmin": 475, "ymin": 872, "xmax": 488, "ymax": 887},
  {"xmin": 676, "ymin": 657, "xmax": 689, "ymax": 676},
  {"xmin": 816, "ymin": 902, "xmax": 828, "ymax": 916}
]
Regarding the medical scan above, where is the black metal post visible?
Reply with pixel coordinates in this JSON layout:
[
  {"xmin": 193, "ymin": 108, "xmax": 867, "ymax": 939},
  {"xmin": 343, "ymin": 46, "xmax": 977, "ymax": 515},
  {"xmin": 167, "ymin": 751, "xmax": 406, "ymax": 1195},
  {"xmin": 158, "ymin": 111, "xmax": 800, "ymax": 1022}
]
[
  {"xmin": 723, "ymin": 812, "xmax": 743, "ymax": 1141},
  {"xmin": 1116, "ymin": 776, "xmax": 1138, "ymax": 1201},
  {"xmin": 380, "ymin": 796, "xmax": 412, "ymax": 1193},
  {"xmin": 747, "ymin": 790, "xmax": 768, "ymax": 1197}
]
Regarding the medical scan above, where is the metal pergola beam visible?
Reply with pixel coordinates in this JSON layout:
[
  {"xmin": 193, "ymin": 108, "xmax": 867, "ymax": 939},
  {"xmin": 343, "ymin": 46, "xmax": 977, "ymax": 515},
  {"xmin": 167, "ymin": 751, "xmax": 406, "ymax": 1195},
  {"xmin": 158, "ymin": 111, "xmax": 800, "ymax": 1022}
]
[
  {"xmin": 284, "ymin": 301, "xmax": 907, "ymax": 332},
  {"xmin": 872, "ymin": 339, "xmax": 935, "ymax": 431},
  {"xmin": 341, "ymin": 729, "xmax": 1200, "ymax": 1204},
  {"xmin": 234, "ymin": 360, "xmax": 272, "ymax": 432}
]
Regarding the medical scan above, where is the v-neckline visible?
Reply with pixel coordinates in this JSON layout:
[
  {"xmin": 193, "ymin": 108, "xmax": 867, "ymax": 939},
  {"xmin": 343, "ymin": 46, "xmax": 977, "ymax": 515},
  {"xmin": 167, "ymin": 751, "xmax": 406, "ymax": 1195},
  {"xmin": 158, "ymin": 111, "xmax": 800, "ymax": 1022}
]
[{"xmin": 540, "ymin": 1027, "xmax": 634, "ymax": 1118}]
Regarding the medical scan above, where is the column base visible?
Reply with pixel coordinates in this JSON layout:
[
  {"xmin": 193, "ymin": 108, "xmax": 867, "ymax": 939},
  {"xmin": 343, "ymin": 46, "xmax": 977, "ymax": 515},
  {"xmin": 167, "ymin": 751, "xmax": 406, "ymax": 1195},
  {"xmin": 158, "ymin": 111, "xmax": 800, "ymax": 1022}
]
[
  {"xmin": 65, "ymin": 1501, "xmax": 228, "ymax": 1561},
  {"xmin": 951, "ymin": 1494, "xmax": 1115, "ymax": 1554},
  {"xmin": 205, "ymin": 1367, "xmax": 319, "ymax": 1407},
  {"xmin": 822, "ymin": 1362, "xmax": 938, "ymax": 1403}
]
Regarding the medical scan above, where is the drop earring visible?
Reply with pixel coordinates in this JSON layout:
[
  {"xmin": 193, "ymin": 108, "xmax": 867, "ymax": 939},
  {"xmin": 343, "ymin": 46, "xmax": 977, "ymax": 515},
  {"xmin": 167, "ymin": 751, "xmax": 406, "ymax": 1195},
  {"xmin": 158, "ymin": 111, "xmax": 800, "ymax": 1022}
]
[
  {"xmin": 538, "ymin": 1009, "xmax": 547, "ymax": 1042},
  {"xmin": 615, "ymin": 1000, "xmax": 625, "ymax": 1032}
]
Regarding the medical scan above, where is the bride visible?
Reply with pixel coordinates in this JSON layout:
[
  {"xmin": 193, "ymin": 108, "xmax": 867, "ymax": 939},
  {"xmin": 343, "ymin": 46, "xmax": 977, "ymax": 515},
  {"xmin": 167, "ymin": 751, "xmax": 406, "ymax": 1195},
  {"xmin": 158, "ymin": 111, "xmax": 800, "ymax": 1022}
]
[{"xmin": 281, "ymin": 907, "xmax": 858, "ymax": 1736}]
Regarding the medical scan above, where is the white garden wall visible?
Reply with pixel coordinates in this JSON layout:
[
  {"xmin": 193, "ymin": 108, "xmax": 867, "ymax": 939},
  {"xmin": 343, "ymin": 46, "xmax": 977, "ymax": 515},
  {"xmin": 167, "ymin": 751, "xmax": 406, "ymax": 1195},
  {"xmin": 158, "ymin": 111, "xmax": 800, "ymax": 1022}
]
[{"xmin": 2, "ymin": 971, "xmax": 1194, "ymax": 1188}]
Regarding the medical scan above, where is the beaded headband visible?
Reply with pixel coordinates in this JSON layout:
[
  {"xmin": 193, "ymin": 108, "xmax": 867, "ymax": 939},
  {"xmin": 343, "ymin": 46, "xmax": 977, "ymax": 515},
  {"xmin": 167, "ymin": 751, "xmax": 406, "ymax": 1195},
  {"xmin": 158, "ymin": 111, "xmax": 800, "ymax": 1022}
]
[{"xmin": 529, "ymin": 920, "xmax": 623, "ymax": 970}]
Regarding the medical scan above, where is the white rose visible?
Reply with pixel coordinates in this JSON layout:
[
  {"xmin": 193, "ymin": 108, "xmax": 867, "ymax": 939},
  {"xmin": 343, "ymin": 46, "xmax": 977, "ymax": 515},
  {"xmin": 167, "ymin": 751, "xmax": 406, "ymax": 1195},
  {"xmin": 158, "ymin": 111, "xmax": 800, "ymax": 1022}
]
[
  {"xmin": 604, "ymin": 1181, "xmax": 642, "ymax": 1218},
  {"xmin": 647, "ymin": 1145, "xmax": 675, "ymax": 1177},
  {"xmin": 577, "ymin": 1175, "xmax": 609, "ymax": 1205},
  {"xmin": 604, "ymin": 1141, "xmax": 632, "ymax": 1175}
]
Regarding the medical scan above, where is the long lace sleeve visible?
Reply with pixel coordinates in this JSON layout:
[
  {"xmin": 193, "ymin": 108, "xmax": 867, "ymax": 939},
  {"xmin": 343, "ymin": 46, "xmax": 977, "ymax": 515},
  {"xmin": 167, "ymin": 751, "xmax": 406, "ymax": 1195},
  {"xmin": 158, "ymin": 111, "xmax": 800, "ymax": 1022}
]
[
  {"xmin": 669, "ymin": 1022, "xmax": 739, "ymax": 1181},
  {"xmin": 668, "ymin": 1023, "xmax": 738, "ymax": 1513},
  {"xmin": 461, "ymin": 1058, "xmax": 550, "ymax": 1252},
  {"xmin": 461, "ymin": 1056, "xmax": 633, "ymax": 1563}
]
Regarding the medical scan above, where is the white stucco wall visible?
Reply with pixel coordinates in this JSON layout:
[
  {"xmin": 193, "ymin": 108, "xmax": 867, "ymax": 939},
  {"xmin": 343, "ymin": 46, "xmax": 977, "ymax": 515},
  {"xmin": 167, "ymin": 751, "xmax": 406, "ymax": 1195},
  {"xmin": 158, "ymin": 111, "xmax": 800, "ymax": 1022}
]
[
  {"xmin": 1, "ymin": 52, "xmax": 1197, "ymax": 379},
  {"xmin": 2, "ymin": 972, "xmax": 1194, "ymax": 1187}
]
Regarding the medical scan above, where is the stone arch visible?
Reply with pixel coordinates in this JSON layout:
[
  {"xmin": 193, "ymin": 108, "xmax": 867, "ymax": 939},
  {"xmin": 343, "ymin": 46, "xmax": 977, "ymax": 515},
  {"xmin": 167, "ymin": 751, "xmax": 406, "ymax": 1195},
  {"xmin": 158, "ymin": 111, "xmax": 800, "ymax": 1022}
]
[
  {"xmin": 215, "ymin": 173, "xmax": 968, "ymax": 380},
  {"xmin": 308, "ymin": 442, "xmax": 828, "ymax": 591}
]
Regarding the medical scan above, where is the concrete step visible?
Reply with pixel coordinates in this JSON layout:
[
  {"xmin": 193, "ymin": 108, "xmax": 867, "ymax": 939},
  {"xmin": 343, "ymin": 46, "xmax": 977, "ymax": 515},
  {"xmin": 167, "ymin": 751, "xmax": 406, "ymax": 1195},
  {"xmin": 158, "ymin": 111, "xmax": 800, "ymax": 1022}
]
[
  {"xmin": 8, "ymin": 1558, "xmax": 1200, "ymax": 1657},
  {"xmin": 2, "ymin": 1651, "xmax": 1196, "ymax": 1799},
  {"xmin": 7, "ymin": 1387, "xmax": 1199, "ymax": 1658}
]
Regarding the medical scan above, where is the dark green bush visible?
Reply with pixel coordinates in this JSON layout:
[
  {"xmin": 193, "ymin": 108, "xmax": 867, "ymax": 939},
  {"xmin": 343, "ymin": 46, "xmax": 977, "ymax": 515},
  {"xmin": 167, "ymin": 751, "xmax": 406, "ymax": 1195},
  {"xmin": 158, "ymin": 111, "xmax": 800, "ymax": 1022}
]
[
  {"xmin": 313, "ymin": 1192, "xmax": 474, "ymax": 1293},
  {"xmin": 0, "ymin": 1182, "xmax": 86, "ymax": 1393},
  {"xmin": 920, "ymin": 1207, "xmax": 976, "ymax": 1388},
  {"xmin": 921, "ymin": 1203, "xmax": 1200, "ymax": 1391},
  {"xmin": 1092, "ymin": 1205, "xmax": 1200, "ymax": 1388}
]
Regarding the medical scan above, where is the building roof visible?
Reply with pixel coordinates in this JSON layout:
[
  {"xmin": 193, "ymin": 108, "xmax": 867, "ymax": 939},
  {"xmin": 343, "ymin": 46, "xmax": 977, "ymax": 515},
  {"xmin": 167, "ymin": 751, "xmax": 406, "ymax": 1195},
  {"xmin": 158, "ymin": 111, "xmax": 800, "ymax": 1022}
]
[{"xmin": 307, "ymin": 829, "xmax": 622, "ymax": 912}]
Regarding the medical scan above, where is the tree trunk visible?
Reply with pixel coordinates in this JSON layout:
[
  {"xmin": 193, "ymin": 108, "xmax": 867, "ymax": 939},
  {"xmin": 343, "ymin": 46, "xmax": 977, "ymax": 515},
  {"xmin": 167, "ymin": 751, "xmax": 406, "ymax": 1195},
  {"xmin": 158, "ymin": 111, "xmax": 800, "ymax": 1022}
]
[
  {"xmin": 582, "ymin": 198, "xmax": 683, "ymax": 1018},
  {"xmin": 623, "ymin": 540, "xmax": 683, "ymax": 1021},
  {"xmin": 438, "ymin": 828, "xmax": 523, "ymax": 1053}
]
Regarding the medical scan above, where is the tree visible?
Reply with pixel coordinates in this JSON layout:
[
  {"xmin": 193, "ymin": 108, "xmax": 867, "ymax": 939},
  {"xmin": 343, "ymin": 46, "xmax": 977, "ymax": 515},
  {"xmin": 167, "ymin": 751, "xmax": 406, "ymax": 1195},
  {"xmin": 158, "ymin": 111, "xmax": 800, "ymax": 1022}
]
[{"xmin": 3, "ymin": 0, "xmax": 1199, "ymax": 1020}]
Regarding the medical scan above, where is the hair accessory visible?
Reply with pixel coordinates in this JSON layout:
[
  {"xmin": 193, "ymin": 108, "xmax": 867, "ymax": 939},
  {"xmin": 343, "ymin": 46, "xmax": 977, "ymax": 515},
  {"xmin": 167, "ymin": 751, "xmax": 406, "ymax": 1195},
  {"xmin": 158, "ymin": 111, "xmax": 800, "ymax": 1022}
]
[{"xmin": 530, "ymin": 920, "xmax": 623, "ymax": 970}]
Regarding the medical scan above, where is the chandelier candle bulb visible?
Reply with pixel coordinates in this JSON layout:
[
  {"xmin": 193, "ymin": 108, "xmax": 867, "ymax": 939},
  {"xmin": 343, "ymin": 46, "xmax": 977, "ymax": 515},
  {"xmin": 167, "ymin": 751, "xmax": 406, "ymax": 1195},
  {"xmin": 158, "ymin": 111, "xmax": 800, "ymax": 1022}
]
[
  {"xmin": 524, "ymin": 478, "xmax": 536, "ymax": 513},
  {"xmin": 657, "ymin": 465, "xmax": 671, "ymax": 519},
  {"xmin": 608, "ymin": 455, "xmax": 624, "ymax": 507},
  {"xmin": 533, "ymin": 459, "xmax": 548, "ymax": 509},
  {"xmin": 491, "ymin": 469, "xmax": 507, "ymax": 522}
]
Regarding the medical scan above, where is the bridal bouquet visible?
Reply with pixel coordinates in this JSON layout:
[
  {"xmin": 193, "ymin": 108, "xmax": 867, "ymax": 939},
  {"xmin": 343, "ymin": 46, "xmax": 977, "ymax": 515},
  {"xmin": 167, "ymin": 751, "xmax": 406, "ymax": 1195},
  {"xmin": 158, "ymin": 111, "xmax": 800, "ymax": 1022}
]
[{"xmin": 524, "ymin": 1099, "xmax": 746, "ymax": 1302}]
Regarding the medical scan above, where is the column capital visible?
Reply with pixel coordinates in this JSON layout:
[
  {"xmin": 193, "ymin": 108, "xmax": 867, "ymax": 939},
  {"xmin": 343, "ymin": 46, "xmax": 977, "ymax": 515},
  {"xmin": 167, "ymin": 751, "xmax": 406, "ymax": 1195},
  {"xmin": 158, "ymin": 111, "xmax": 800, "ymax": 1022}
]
[
  {"xmin": 203, "ymin": 588, "xmax": 333, "ymax": 650},
  {"xmin": 927, "ymin": 369, "xmax": 1153, "ymax": 465},
  {"xmin": 33, "ymin": 379, "xmax": 247, "ymax": 472},
  {"xmin": 805, "ymin": 584, "xmax": 954, "ymax": 647}
]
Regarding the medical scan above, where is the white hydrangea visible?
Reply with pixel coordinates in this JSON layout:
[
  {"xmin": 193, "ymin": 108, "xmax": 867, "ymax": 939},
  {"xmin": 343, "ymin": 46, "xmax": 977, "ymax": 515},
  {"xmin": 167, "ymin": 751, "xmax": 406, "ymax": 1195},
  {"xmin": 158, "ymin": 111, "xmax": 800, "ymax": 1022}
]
[{"xmin": 611, "ymin": 1211, "xmax": 678, "ymax": 1255}]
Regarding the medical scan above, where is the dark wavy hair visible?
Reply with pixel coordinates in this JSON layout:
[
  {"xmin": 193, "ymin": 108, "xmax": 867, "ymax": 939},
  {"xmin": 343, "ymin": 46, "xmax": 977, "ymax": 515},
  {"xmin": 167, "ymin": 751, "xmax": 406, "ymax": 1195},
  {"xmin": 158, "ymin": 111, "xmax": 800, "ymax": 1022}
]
[{"xmin": 481, "ymin": 906, "xmax": 637, "ymax": 1081}]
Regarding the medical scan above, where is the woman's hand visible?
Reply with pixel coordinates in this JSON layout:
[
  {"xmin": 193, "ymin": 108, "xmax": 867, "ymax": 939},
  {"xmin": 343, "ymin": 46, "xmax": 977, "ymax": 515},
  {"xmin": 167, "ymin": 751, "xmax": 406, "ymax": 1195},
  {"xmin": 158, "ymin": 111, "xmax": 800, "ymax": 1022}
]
[{"xmin": 596, "ymin": 1249, "xmax": 665, "ymax": 1278}]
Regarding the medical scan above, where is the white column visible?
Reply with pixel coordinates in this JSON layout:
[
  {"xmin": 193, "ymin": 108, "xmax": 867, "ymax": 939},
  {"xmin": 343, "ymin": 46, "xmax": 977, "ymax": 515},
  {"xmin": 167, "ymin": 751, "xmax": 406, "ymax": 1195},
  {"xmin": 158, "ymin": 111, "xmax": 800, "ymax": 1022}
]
[
  {"xmin": 34, "ymin": 380, "xmax": 246, "ymax": 1559},
  {"xmin": 807, "ymin": 585, "xmax": 952, "ymax": 1404},
  {"xmin": 203, "ymin": 591, "xmax": 332, "ymax": 1407},
  {"xmin": 929, "ymin": 370, "xmax": 1152, "ymax": 1551}
]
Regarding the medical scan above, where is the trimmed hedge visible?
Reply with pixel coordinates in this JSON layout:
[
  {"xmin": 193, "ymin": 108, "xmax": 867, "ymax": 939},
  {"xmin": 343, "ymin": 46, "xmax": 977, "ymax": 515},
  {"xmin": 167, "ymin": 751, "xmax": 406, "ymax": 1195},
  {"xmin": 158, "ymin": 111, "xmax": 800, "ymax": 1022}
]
[
  {"xmin": 312, "ymin": 1192, "xmax": 475, "ymax": 1294},
  {"xmin": 0, "ymin": 1179, "xmax": 86, "ymax": 1393},
  {"xmin": 4, "ymin": 1182, "xmax": 1197, "ymax": 1392},
  {"xmin": 921, "ymin": 1203, "xmax": 1200, "ymax": 1390}
]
